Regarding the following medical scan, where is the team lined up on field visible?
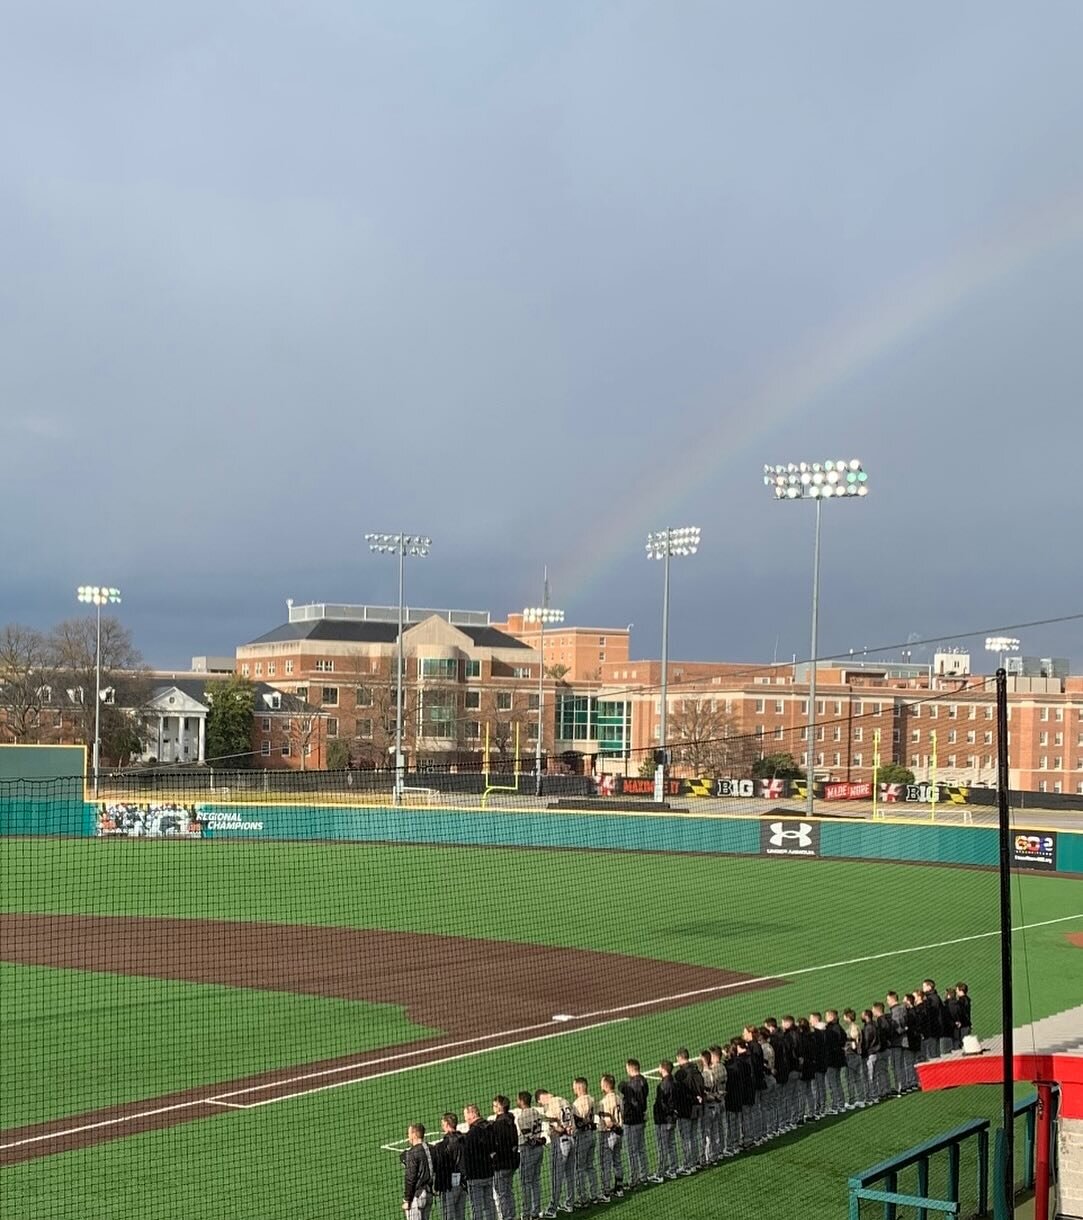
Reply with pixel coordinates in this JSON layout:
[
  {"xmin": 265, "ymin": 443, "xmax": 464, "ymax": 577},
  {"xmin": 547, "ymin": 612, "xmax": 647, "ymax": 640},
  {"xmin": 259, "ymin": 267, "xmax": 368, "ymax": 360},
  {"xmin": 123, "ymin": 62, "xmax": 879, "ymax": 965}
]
[{"xmin": 400, "ymin": 979, "xmax": 972, "ymax": 1219}]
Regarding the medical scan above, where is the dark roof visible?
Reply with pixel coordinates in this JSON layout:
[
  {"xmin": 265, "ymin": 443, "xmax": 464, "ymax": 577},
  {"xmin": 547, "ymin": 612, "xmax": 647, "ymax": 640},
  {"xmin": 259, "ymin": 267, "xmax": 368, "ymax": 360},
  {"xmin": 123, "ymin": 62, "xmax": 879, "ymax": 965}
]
[{"xmin": 243, "ymin": 618, "xmax": 530, "ymax": 651}]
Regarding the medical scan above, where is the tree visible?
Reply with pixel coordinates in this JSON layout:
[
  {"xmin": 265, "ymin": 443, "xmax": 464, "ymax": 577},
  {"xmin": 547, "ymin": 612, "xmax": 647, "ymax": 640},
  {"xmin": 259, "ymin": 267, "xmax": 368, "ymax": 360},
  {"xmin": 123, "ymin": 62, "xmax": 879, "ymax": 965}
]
[
  {"xmin": 871, "ymin": 761, "xmax": 915, "ymax": 787},
  {"xmin": 326, "ymin": 739, "xmax": 351, "ymax": 770},
  {"xmin": 205, "ymin": 676, "xmax": 256, "ymax": 769},
  {"xmin": 480, "ymin": 688, "xmax": 534, "ymax": 768},
  {"xmin": 0, "ymin": 625, "xmax": 56, "ymax": 743},
  {"xmin": 545, "ymin": 663, "xmax": 570, "ymax": 681},
  {"xmin": 47, "ymin": 615, "xmax": 150, "ymax": 765},
  {"xmin": 346, "ymin": 653, "xmax": 416, "ymax": 770},
  {"xmin": 668, "ymin": 697, "xmax": 756, "ymax": 775},
  {"xmin": 638, "ymin": 753, "xmax": 657, "ymax": 778},
  {"xmin": 752, "ymin": 752, "xmax": 805, "ymax": 781}
]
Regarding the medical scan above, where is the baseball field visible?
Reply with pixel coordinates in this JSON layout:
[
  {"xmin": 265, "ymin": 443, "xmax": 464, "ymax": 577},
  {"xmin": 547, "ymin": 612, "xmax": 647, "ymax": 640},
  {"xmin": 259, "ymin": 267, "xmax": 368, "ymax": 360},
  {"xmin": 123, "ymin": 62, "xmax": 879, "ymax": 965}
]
[{"xmin": 2, "ymin": 806, "xmax": 1083, "ymax": 1220}]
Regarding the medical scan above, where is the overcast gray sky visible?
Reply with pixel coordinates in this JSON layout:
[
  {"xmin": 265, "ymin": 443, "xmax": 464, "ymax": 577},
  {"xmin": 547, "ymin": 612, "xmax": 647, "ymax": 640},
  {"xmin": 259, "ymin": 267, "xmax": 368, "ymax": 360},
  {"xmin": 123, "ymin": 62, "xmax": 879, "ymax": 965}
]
[{"xmin": 2, "ymin": 2, "xmax": 1082, "ymax": 669}]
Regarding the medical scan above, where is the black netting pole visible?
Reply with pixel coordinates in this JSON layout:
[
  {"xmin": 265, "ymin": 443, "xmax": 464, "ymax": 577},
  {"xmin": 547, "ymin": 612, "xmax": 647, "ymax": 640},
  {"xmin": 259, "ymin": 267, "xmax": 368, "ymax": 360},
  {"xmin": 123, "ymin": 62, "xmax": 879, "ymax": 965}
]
[{"xmin": 996, "ymin": 666, "xmax": 1014, "ymax": 1218}]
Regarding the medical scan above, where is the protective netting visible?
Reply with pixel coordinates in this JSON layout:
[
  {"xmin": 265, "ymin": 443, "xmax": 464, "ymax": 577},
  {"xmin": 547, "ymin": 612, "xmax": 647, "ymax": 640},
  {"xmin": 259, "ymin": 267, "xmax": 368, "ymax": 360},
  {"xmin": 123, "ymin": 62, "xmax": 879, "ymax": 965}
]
[{"xmin": 1, "ymin": 764, "xmax": 1079, "ymax": 1220}]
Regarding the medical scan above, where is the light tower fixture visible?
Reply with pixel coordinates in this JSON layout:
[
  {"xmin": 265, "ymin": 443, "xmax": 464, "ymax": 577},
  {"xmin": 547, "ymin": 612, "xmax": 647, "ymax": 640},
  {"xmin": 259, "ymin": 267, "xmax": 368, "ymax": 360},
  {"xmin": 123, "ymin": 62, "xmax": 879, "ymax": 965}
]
[
  {"xmin": 523, "ymin": 604, "xmax": 565, "ymax": 796},
  {"xmin": 762, "ymin": 460, "xmax": 869, "ymax": 816},
  {"xmin": 76, "ymin": 585, "xmax": 122, "ymax": 800},
  {"xmin": 365, "ymin": 533, "xmax": 432, "ymax": 802},
  {"xmin": 645, "ymin": 526, "xmax": 701, "ymax": 803},
  {"xmin": 985, "ymin": 636, "xmax": 1020, "ymax": 673}
]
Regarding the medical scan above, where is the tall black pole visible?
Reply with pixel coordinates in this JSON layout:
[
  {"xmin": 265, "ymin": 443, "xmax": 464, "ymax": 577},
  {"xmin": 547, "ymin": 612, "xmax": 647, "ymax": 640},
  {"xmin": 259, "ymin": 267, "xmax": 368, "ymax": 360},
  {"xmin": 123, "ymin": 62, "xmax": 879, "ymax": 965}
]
[{"xmin": 996, "ymin": 667, "xmax": 1014, "ymax": 1218}]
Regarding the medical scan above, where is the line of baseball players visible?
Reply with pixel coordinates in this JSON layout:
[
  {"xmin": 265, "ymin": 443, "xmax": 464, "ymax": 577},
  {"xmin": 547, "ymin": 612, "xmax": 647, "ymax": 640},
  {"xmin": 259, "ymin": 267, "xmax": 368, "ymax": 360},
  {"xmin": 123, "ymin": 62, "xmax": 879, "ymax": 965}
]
[{"xmin": 400, "ymin": 979, "xmax": 972, "ymax": 1219}]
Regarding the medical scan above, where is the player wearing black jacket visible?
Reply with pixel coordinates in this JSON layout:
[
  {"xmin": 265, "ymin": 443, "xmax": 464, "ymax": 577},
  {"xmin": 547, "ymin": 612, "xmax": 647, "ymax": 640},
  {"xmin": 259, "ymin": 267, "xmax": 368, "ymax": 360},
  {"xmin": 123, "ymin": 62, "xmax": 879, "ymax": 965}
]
[
  {"xmin": 921, "ymin": 980, "xmax": 947, "ymax": 1059},
  {"xmin": 652, "ymin": 1062, "xmax": 680, "ymax": 1180},
  {"xmin": 860, "ymin": 1009, "xmax": 887, "ymax": 1101},
  {"xmin": 401, "ymin": 1123, "xmax": 435, "ymax": 1220},
  {"xmin": 674, "ymin": 1049, "xmax": 704, "ymax": 1171},
  {"xmin": 490, "ymin": 1096, "xmax": 519, "ymax": 1220},
  {"xmin": 618, "ymin": 1060, "xmax": 650, "ymax": 1189},
  {"xmin": 461, "ymin": 1106, "xmax": 497, "ymax": 1220},
  {"xmin": 433, "ymin": 1114, "xmax": 465, "ymax": 1220},
  {"xmin": 823, "ymin": 1010, "xmax": 848, "ymax": 1115}
]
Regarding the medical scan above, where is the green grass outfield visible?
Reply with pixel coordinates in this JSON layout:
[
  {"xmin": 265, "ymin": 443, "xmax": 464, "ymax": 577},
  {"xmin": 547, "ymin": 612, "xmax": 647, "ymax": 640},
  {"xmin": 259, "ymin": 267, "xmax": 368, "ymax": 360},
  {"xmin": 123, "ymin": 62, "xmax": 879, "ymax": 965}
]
[{"xmin": 2, "ymin": 836, "xmax": 1082, "ymax": 1219}]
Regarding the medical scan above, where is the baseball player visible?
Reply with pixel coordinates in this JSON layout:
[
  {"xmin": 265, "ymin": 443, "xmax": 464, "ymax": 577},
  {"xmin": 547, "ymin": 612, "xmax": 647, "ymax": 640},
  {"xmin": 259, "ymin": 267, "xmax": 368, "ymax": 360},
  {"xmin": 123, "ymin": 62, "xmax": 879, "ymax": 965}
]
[
  {"xmin": 571, "ymin": 1077, "xmax": 601, "ymax": 1205},
  {"xmin": 535, "ymin": 1088, "xmax": 575, "ymax": 1217},
  {"xmin": 513, "ymin": 1091, "xmax": 545, "ymax": 1220},
  {"xmin": 596, "ymin": 1074, "xmax": 624, "ymax": 1200}
]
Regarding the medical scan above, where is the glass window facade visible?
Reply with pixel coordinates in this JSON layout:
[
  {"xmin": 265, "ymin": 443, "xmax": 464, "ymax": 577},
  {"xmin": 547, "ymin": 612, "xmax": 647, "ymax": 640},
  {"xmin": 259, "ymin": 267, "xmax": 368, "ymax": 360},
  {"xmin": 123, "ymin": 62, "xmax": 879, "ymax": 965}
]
[
  {"xmin": 420, "ymin": 658, "xmax": 458, "ymax": 680},
  {"xmin": 557, "ymin": 696, "xmax": 630, "ymax": 753}
]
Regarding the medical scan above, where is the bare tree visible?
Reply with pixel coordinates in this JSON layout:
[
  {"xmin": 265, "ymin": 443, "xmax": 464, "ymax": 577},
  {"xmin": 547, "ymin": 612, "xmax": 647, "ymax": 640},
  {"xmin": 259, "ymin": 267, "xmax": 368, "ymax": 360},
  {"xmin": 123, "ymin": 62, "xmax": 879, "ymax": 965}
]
[
  {"xmin": 47, "ymin": 616, "xmax": 150, "ymax": 764},
  {"xmin": 0, "ymin": 624, "xmax": 57, "ymax": 743},
  {"xmin": 479, "ymin": 688, "xmax": 534, "ymax": 768},
  {"xmin": 668, "ymin": 697, "xmax": 757, "ymax": 776}
]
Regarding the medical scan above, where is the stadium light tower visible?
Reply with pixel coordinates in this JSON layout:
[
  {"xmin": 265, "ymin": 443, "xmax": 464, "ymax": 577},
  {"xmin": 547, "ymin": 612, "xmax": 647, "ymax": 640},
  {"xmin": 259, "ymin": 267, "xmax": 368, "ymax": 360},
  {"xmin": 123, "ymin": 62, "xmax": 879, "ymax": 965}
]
[
  {"xmin": 365, "ymin": 533, "xmax": 431, "ymax": 803},
  {"xmin": 762, "ymin": 460, "xmax": 869, "ymax": 816},
  {"xmin": 985, "ymin": 636, "xmax": 1020, "ymax": 673},
  {"xmin": 645, "ymin": 527, "xmax": 701, "ymax": 803},
  {"xmin": 523, "ymin": 602, "xmax": 564, "ymax": 797},
  {"xmin": 76, "ymin": 585, "xmax": 122, "ymax": 800}
]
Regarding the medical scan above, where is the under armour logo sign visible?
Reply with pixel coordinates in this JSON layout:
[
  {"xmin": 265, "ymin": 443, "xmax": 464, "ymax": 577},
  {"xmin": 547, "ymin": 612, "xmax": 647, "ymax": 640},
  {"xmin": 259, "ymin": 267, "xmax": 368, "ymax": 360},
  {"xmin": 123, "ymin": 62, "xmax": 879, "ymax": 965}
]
[{"xmin": 768, "ymin": 822, "xmax": 814, "ymax": 848}]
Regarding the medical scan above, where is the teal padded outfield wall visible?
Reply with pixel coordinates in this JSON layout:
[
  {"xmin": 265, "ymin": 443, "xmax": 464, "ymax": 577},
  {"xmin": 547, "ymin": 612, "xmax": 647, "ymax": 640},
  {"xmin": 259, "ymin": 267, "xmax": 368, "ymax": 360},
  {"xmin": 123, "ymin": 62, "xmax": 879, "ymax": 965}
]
[
  {"xmin": 1, "ymin": 796, "xmax": 1080, "ymax": 874},
  {"xmin": 0, "ymin": 744, "xmax": 86, "ymax": 781}
]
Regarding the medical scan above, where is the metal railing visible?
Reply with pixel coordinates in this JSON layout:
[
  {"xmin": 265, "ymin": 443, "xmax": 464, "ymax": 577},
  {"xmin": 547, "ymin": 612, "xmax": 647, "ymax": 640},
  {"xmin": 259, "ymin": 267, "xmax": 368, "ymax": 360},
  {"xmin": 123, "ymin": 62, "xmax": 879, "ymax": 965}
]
[{"xmin": 847, "ymin": 1093, "xmax": 1045, "ymax": 1220}]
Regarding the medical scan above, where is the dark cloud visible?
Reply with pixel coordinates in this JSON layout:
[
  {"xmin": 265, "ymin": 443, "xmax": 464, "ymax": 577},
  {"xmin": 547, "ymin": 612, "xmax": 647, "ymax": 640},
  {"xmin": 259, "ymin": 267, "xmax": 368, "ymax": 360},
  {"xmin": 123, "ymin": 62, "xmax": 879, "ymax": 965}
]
[{"xmin": 1, "ymin": 3, "xmax": 1081, "ymax": 668}]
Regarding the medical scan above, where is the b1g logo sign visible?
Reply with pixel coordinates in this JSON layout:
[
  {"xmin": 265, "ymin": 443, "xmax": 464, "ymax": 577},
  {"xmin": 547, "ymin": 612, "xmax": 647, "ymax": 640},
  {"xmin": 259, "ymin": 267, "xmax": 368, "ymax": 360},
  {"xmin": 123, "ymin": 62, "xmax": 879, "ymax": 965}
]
[
  {"xmin": 716, "ymin": 778, "xmax": 756, "ymax": 798},
  {"xmin": 761, "ymin": 819, "xmax": 820, "ymax": 858},
  {"xmin": 1012, "ymin": 830, "xmax": 1057, "ymax": 871}
]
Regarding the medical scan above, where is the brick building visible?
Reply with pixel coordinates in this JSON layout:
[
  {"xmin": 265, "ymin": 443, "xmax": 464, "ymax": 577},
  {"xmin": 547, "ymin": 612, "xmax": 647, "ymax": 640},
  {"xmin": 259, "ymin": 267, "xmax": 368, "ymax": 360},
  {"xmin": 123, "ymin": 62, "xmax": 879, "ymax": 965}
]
[{"xmin": 235, "ymin": 603, "xmax": 560, "ymax": 771}]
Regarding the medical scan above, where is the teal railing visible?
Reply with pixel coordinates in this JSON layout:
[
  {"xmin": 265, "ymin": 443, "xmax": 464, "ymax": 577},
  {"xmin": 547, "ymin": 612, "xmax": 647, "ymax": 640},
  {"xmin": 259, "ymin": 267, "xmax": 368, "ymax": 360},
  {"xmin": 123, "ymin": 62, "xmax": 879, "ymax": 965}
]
[{"xmin": 847, "ymin": 1093, "xmax": 1043, "ymax": 1220}]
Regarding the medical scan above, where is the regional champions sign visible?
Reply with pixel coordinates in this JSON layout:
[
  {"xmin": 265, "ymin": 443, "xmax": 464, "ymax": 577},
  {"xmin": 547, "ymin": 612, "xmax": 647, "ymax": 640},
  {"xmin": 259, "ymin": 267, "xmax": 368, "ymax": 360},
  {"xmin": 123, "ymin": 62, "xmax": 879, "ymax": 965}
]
[
  {"xmin": 1012, "ymin": 829, "xmax": 1058, "ymax": 871},
  {"xmin": 760, "ymin": 818, "xmax": 821, "ymax": 858}
]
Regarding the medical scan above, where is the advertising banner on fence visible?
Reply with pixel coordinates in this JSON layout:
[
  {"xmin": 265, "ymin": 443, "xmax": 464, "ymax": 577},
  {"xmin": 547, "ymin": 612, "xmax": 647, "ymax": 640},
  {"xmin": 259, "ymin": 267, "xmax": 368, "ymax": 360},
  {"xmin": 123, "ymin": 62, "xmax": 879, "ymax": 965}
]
[
  {"xmin": 97, "ymin": 803, "xmax": 205, "ymax": 837},
  {"xmin": 1012, "ymin": 829, "xmax": 1058, "ymax": 871},
  {"xmin": 824, "ymin": 781, "xmax": 872, "ymax": 801},
  {"xmin": 760, "ymin": 818, "xmax": 821, "ymax": 858}
]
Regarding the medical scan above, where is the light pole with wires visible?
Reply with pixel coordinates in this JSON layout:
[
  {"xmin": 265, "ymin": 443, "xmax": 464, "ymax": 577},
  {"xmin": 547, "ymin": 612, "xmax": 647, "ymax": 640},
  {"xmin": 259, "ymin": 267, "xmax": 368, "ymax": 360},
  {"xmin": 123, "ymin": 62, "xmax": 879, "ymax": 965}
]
[
  {"xmin": 523, "ymin": 604, "xmax": 564, "ymax": 796},
  {"xmin": 985, "ymin": 636, "xmax": 1020, "ymax": 673},
  {"xmin": 763, "ymin": 460, "xmax": 868, "ymax": 816},
  {"xmin": 645, "ymin": 527, "xmax": 700, "ymax": 803},
  {"xmin": 76, "ymin": 585, "xmax": 122, "ymax": 800},
  {"xmin": 365, "ymin": 533, "xmax": 431, "ymax": 803}
]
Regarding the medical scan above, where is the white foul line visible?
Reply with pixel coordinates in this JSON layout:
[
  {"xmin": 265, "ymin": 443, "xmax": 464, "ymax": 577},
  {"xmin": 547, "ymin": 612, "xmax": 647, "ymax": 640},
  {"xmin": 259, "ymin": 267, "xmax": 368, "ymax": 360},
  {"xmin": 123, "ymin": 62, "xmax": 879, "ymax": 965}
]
[
  {"xmin": 5, "ymin": 910, "xmax": 1082, "ymax": 1149},
  {"xmin": 571, "ymin": 911, "xmax": 1083, "ymax": 1022},
  {"xmin": 203, "ymin": 1018, "xmax": 630, "ymax": 1109}
]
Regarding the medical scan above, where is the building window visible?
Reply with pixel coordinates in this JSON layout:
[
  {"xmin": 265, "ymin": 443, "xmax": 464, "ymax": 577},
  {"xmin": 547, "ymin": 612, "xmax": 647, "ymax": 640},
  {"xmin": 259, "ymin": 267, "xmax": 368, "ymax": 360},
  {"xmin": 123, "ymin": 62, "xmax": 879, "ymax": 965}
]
[
  {"xmin": 527, "ymin": 693, "xmax": 539, "ymax": 711},
  {"xmin": 853, "ymin": 753, "xmax": 862, "ymax": 767},
  {"xmin": 327, "ymin": 718, "xmax": 338, "ymax": 738},
  {"xmin": 833, "ymin": 725, "xmax": 842, "ymax": 741},
  {"xmin": 893, "ymin": 728, "xmax": 900, "ymax": 744},
  {"xmin": 260, "ymin": 740, "xmax": 270, "ymax": 756},
  {"xmin": 1040, "ymin": 707, "xmax": 1049, "ymax": 721},
  {"xmin": 314, "ymin": 660, "xmax": 334, "ymax": 673},
  {"xmin": 854, "ymin": 700, "xmax": 863, "ymax": 715},
  {"xmin": 800, "ymin": 700, "xmax": 808, "ymax": 714},
  {"xmin": 465, "ymin": 690, "xmax": 481, "ymax": 710},
  {"xmin": 304, "ymin": 743, "xmax": 313, "ymax": 756},
  {"xmin": 775, "ymin": 700, "xmax": 785, "ymax": 714},
  {"xmin": 511, "ymin": 666, "xmax": 531, "ymax": 679},
  {"xmin": 356, "ymin": 687, "xmax": 373, "ymax": 707},
  {"xmin": 254, "ymin": 662, "xmax": 263, "ymax": 676},
  {"xmin": 832, "ymin": 752, "xmax": 841, "ymax": 766},
  {"xmin": 598, "ymin": 636, "xmax": 606, "ymax": 646},
  {"xmin": 1038, "ymin": 780, "xmax": 1047, "ymax": 793},
  {"xmin": 853, "ymin": 726, "xmax": 863, "ymax": 742},
  {"xmin": 1055, "ymin": 733, "xmax": 1063, "ymax": 747},
  {"xmin": 496, "ymin": 692, "xmax": 512, "ymax": 711},
  {"xmin": 1055, "ymin": 708, "xmax": 1064, "ymax": 722},
  {"xmin": 947, "ymin": 730, "xmax": 957, "ymax": 744},
  {"xmin": 285, "ymin": 660, "xmax": 294, "ymax": 675},
  {"xmin": 465, "ymin": 721, "xmax": 480, "ymax": 740},
  {"xmin": 911, "ymin": 729, "xmax": 920, "ymax": 742},
  {"xmin": 267, "ymin": 662, "xmax": 275, "ymax": 676},
  {"xmin": 984, "ymin": 731, "xmax": 993, "ymax": 744},
  {"xmin": 420, "ymin": 658, "xmax": 458, "ymax": 680},
  {"xmin": 949, "ymin": 705, "xmax": 957, "ymax": 719},
  {"xmin": 357, "ymin": 718, "xmax": 372, "ymax": 738},
  {"xmin": 774, "ymin": 726, "xmax": 784, "ymax": 740},
  {"xmin": 322, "ymin": 687, "xmax": 338, "ymax": 706},
  {"xmin": 966, "ymin": 730, "xmax": 976, "ymax": 743},
  {"xmin": 261, "ymin": 717, "xmax": 271, "ymax": 732},
  {"xmin": 968, "ymin": 705, "xmax": 976, "ymax": 720},
  {"xmin": 241, "ymin": 663, "xmax": 250, "ymax": 677},
  {"xmin": 816, "ymin": 700, "xmax": 825, "ymax": 715},
  {"xmin": 985, "ymin": 707, "xmax": 993, "ymax": 719},
  {"xmin": 1054, "ymin": 757, "xmax": 1062, "ymax": 770},
  {"xmin": 496, "ymin": 721, "xmax": 512, "ymax": 740},
  {"xmin": 465, "ymin": 660, "xmax": 481, "ymax": 679},
  {"xmin": 755, "ymin": 699, "xmax": 765, "ymax": 713},
  {"xmin": 295, "ymin": 686, "xmax": 307, "ymax": 701},
  {"xmin": 911, "ymin": 705, "xmax": 920, "ymax": 719},
  {"xmin": 281, "ymin": 743, "xmax": 291, "ymax": 757}
]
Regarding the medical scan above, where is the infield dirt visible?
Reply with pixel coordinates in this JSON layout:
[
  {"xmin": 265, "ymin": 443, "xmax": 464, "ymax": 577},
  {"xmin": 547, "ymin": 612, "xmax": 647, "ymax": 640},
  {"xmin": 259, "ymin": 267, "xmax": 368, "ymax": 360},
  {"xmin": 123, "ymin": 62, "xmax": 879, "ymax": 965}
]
[{"xmin": 1, "ymin": 914, "xmax": 781, "ymax": 1163}]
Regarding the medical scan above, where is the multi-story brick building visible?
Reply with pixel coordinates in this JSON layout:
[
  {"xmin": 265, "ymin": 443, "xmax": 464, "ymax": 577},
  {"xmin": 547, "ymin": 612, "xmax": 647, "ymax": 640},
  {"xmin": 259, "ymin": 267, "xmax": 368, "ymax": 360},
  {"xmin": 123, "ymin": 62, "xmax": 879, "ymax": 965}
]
[
  {"xmin": 495, "ymin": 613, "xmax": 631, "ymax": 681},
  {"xmin": 236, "ymin": 603, "xmax": 561, "ymax": 771}
]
